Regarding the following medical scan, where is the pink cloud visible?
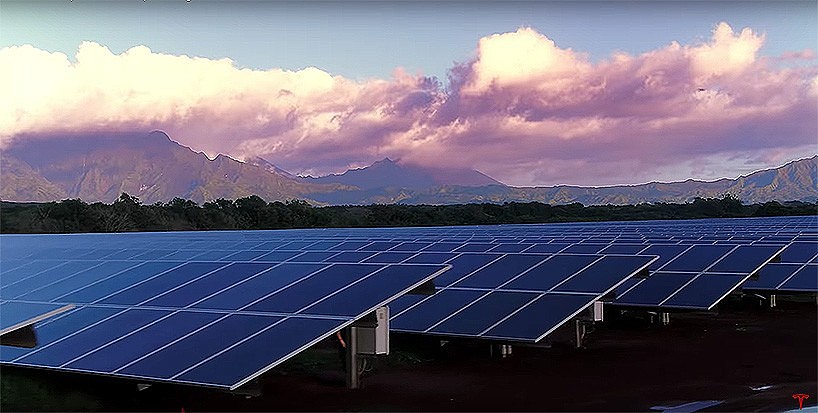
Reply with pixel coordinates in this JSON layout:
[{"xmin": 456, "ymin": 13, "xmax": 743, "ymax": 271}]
[{"xmin": 1, "ymin": 22, "xmax": 815, "ymax": 186}]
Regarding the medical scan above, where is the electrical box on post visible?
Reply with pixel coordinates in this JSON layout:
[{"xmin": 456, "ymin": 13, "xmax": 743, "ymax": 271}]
[
  {"xmin": 592, "ymin": 301, "xmax": 604, "ymax": 322},
  {"xmin": 355, "ymin": 306, "xmax": 389, "ymax": 355}
]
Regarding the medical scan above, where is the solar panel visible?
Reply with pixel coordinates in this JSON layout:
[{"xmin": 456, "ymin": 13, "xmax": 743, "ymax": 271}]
[
  {"xmin": 613, "ymin": 244, "xmax": 786, "ymax": 310},
  {"xmin": 742, "ymin": 239, "xmax": 818, "ymax": 293},
  {"xmin": 0, "ymin": 302, "xmax": 74, "ymax": 335},
  {"xmin": 391, "ymin": 254, "xmax": 657, "ymax": 342},
  {"xmin": 0, "ymin": 233, "xmax": 449, "ymax": 390},
  {"xmin": 2, "ymin": 215, "xmax": 815, "ymax": 385}
]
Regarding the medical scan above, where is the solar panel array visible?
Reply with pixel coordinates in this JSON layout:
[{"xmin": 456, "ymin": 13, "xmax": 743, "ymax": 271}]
[
  {"xmin": 1, "ymin": 234, "xmax": 448, "ymax": 390},
  {"xmin": 388, "ymin": 253, "xmax": 655, "ymax": 341},
  {"xmin": 741, "ymin": 242, "xmax": 818, "ymax": 293},
  {"xmin": 1, "ymin": 215, "xmax": 815, "ymax": 388}
]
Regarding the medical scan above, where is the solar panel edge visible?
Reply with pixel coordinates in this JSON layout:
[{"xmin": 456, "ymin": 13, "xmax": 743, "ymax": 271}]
[
  {"xmin": 665, "ymin": 244, "xmax": 789, "ymax": 310},
  {"xmin": 0, "ymin": 303, "xmax": 75, "ymax": 335},
  {"xmin": 523, "ymin": 255, "xmax": 657, "ymax": 342}
]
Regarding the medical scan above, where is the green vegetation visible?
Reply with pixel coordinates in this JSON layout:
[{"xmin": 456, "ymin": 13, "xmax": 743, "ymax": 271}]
[{"xmin": 1, "ymin": 193, "xmax": 815, "ymax": 234}]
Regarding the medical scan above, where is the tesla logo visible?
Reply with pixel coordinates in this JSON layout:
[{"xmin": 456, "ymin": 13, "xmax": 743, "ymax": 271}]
[{"xmin": 793, "ymin": 394, "xmax": 809, "ymax": 410}]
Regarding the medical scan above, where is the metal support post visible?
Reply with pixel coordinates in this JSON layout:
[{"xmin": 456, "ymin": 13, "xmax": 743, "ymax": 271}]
[
  {"xmin": 660, "ymin": 312, "xmax": 670, "ymax": 325},
  {"xmin": 769, "ymin": 294, "xmax": 777, "ymax": 308},
  {"xmin": 574, "ymin": 319, "xmax": 586, "ymax": 349},
  {"xmin": 345, "ymin": 326, "xmax": 360, "ymax": 389}
]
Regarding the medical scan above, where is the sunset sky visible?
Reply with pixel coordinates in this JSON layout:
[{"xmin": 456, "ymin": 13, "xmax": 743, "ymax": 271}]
[{"xmin": 1, "ymin": 0, "xmax": 816, "ymax": 186}]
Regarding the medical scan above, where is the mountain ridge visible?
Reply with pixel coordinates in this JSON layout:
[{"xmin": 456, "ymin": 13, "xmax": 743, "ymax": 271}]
[{"xmin": 1, "ymin": 131, "xmax": 815, "ymax": 205}]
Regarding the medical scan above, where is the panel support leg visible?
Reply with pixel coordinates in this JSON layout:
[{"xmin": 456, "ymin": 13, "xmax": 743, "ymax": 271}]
[
  {"xmin": 660, "ymin": 312, "xmax": 670, "ymax": 325},
  {"xmin": 345, "ymin": 326, "xmax": 360, "ymax": 389},
  {"xmin": 574, "ymin": 319, "xmax": 586, "ymax": 349},
  {"xmin": 769, "ymin": 294, "xmax": 777, "ymax": 308}
]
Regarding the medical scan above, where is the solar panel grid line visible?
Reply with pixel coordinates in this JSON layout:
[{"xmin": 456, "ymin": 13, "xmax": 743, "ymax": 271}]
[
  {"xmin": 56, "ymin": 308, "xmax": 191, "ymax": 368},
  {"xmin": 2, "ymin": 260, "xmax": 79, "ymax": 290},
  {"xmin": 51, "ymin": 261, "xmax": 182, "ymax": 303},
  {"xmin": 0, "ymin": 259, "xmax": 43, "ymax": 274},
  {"xmin": 21, "ymin": 312, "xmax": 271, "ymax": 388},
  {"xmin": 473, "ymin": 291, "xmax": 555, "ymax": 338},
  {"xmin": 279, "ymin": 263, "xmax": 442, "ymax": 315},
  {"xmin": 110, "ymin": 312, "xmax": 278, "ymax": 382},
  {"xmin": 773, "ymin": 261, "xmax": 815, "ymax": 290},
  {"xmin": 175, "ymin": 317, "xmax": 345, "ymax": 390},
  {"xmin": 9, "ymin": 306, "xmax": 132, "ymax": 362},
  {"xmin": 657, "ymin": 244, "xmax": 785, "ymax": 309},
  {"xmin": 13, "ymin": 261, "xmax": 145, "ymax": 301},
  {"xmin": 190, "ymin": 262, "xmax": 332, "ymax": 312},
  {"xmin": 69, "ymin": 301, "xmax": 352, "ymax": 320},
  {"xmin": 414, "ymin": 266, "xmax": 552, "ymax": 334},
  {"xmin": 650, "ymin": 244, "xmax": 699, "ymax": 272},
  {"xmin": 91, "ymin": 262, "xmax": 230, "ymax": 305},
  {"xmin": 495, "ymin": 254, "xmax": 606, "ymax": 293},
  {"xmin": 431, "ymin": 252, "xmax": 509, "ymax": 287},
  {"xmin": 481, "ymin": 295, "xmax": 600, "ymax": 342}
]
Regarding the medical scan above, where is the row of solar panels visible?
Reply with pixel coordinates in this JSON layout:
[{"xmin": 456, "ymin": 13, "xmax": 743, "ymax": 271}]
[
  {"xmin": 1, "ymin": 215, "xmax": 815, "ymax": 391},
  {"xmin": 1, "ymin": 262, "xmax": 449, "ymax": 389},
  {"xmin": 3, "ymin": 238, "xmax": 814, "ymax": 299}
]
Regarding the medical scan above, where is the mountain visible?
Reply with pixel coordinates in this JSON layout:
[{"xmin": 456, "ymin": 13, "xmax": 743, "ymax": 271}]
[
  {"xmin": 244, "ymin": 156, "xmax": 298, "ymax": 180},
  {"xmin": 1, "ymin": 131, "xmax": 815, "ymax": 205},
  {"xmin": 0, "ymin": 155, "xmax": 68, "ymax": 202},
  {"xmin": 306, "ymin": 156, "xmax": 817, "ymax": 205},
  {"xmin": 0, "ymin": 131, "xmax": 346, "ymax": 204},
  {"xmin": 303, "ymin": 157, "xmax": 503, "ymax": 190}
]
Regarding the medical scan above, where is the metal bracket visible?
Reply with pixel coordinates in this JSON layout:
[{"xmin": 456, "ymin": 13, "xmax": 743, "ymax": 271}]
[{"xmin": 0, "ymin": 325, "xmax": 37, "ymax": 348}]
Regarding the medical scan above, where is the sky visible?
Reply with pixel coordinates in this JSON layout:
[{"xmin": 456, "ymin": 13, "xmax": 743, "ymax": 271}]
[{"xmin": 1, "ymin": 0, "xmax": 816, "ymax": 186}]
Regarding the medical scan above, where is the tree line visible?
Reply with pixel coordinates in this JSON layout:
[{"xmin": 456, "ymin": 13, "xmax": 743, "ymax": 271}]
[{"xmin": 0, "ymin": 193, "xmax": 815, "ymax": 234}]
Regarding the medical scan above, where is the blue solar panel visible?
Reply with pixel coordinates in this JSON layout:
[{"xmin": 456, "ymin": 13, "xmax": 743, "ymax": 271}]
[
  {"xmin": 0, "ymin": 302, "xmax": 74, "ymax": 335},
  {"xmin": 3, "ymin": 215, "xmax": 816, "ymax": 385},
  {"xmin": 430, "ymin": 253, "xmax": 501, "ymax": 286},
  {"xmin": 391, "ymin": 289, "xmax": 488, "ymax": 331},
  {"xmin": 503, "ymin": 255, "xmax": 598, "ymax": 291},
  {"xmin": 614, "ymin": 243, "xmax": 785, "ymax": 309},
  {"xmin": 660, "ymin": 274, "xmax": 747, "ymax": 309},
  {"xmin": 660, "ymin": 245, "xmax": 735, "ymax": 272},
  {"xmin": 552, "ymin": 255, "xmax": 654, "ymax": 294},
  {"xmin": 779, "ymin": 242, "xmax": 818, "ymax": 263},
  {"xmin": 482, "ymin": 293, "xmax": 597, "ymax": 341},
  {"xmin": 707, "ymin": 245, "xmax": 784, "ymax": 273},
  {"xmin": 614, "ymin": 273, "xmax": 696, "ymax": 306},
  {"xmin": 452, "ymin": 255, "xmax": 546, "ymax": 289},
  {"xmin": 429, "ymin": 291, "xmax": 540, "ymax": 336},
  {"xmin": 741, "ymin": 263, "xmax": 802, "ymax": 291},
  {"xmin": 393, "ymin": 253, "xmax": 656, "ymax": 341},
  {"xmin": 779, "ymin": 265, "xmax": 818, "ymax": 291},
  {"xmin": 0, "ymin": 232, "xmax": 448, "ymax": 390}
]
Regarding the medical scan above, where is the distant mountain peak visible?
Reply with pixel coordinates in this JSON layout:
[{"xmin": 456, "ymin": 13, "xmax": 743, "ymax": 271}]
[
  {"xmin": 306, "ymin": 157, "xmax": 504, "ymax": 190},
  {"xmin": 244, "ymin": 155, "xmax": 297, "ymax": 179}
]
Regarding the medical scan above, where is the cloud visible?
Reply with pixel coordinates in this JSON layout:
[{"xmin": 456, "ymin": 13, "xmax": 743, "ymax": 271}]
[{"xmin": 1, "ymin": 22, "xmax": 815, "ymax": 186}]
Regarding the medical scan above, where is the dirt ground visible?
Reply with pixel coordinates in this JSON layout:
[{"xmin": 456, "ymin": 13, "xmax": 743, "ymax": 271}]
[{"xmin": 2, "ymin": 297, "xmax": 816, "ymax": 412}]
